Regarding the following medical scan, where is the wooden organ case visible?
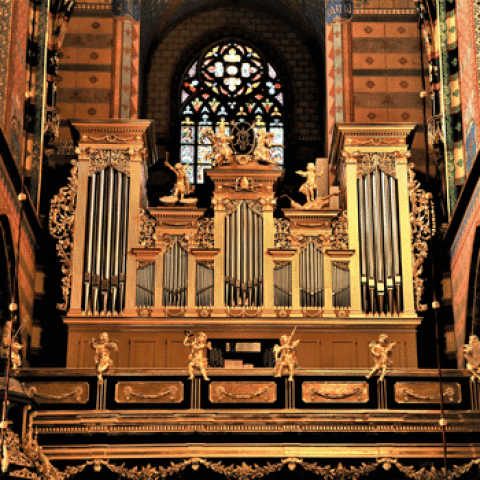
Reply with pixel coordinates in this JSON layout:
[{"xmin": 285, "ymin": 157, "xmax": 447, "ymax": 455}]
[{"xmin": 63, "ymin": 120, "xmax": 421, "ymax": 371}]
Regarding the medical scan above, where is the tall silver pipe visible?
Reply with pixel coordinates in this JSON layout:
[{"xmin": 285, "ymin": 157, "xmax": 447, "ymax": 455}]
[
  {"xmin": 389, "ymin": 176, "xmax": 402, "ymax": 311},
  {"xmin": 84, "ymin": 173, "xmax": 97, "ymax": 313},
  {"xmin": 382, "ymin": 172, "xmax": 394, "ymax": 313},
  {"xmin": 119, "ymin": 175, "xmax": 130, "ymax": 311},
  {"xmin": 364, "ymin": 174, "xmax": 376, "ymax": 313},
  {"xmin": 358, "ymin": 178, "xmax": 368, "ymax": 311},
  {"xmin": 372, "ymin": 169, "xmax": 385, "ymax": 313},
  {"xmin": 93, "ymin": 168, "xmax": 106, "ymax": 314}
]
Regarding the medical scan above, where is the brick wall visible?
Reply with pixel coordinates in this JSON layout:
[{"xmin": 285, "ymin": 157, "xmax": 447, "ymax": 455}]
[{"xmin": 144, "ymin": 6, "xmax": 324, "ymax": 151}]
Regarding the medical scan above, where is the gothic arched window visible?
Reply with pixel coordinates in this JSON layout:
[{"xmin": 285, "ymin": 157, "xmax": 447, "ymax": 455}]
[{"xmin": 179, "ymin": 40, "xmax": 285, "ymax": 184}]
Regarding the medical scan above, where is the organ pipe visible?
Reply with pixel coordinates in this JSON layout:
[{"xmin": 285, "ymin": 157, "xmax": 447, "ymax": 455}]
[
  {"xmin": 357, "ymin": 168, "xmax": 402, "ymax": 314},
  {"xmin": 82, "ymin": 162, "xmax": 130, "ymax": 315},
  {"xmin": 163, "ymin": 237, "xmax": 188, "ymax": 307},
  {"xmin": 299, "ymin": 241, "xmax": 324, "ymax": 309},
  {"xmin": 224, "ymin": 201, "xmax": 263, "ymax": 307}
]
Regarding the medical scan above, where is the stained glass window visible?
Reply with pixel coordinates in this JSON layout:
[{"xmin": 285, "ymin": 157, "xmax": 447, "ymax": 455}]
[{"xmin": 179, "ymin": 41, "xmax": 285, "ymax": 184}]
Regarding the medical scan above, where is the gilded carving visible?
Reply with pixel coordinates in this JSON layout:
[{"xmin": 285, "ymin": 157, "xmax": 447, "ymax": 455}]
[
  {"xmin": 331, "ymin": 211, "xmax": 348, "ymax": 249},
  {"xmin": 84, "ymin": 134, "xmax": 141, "ymax": 143},
  {"xmin": 409, "ymin": 163, "xmax": 435, "ymax": 311},
  {"xmin": 464, "ymin": 335, "xmax": 480, "ymax": 382},
  {"xmin": 394, "ymin": 382, "xmax": 461, "ymax": 404},
  {"xmin": 302, "ymin": 382, "xmax": 368, "ymax": 403},
  {"xmin": 162, "ymin": 154, "xmax": 195, "ymax": 204},
  {"xmin": 196, "ymin": 217, "xmax": 214, "ymax": 249},
  {"xmin": 203, "ymin": 126, "xmax": 235, "ymax": 166},
  {"xmin": 357, "ymin": 152, "xmax": 397, "ymax": 178},
  {"xmin": 36, "ymin": 457, "xmax": 480, "ymax": 480},
  {"xmin": 89, "ymin": 149, "xmax": 130, "ymax": 176},
  {"xmin": 273, "ymin": 327, "xmax": 300, "ymax": 381},
  {"xmin": 274, "ymin": 219, "xmax": 291, "ymax": 249},
  {"xmin": 366, "ymin": 334, "xmax": 395, "ymax": 381},
  {"xmin": 184, "ymin": 331, "xmax": 212, "ymax": 381},
  {"xmin": 115, "ymin": 382, "xmax": 183, "ymax": 404},
  {"xmin": 139, "ymin": 210, "xmax": 156, "ymax": 248},
  {"xmin": 209, "ymin": 382, "xmax": 276, "ymax": 403},
  {"xmin": 49, "ymin": 160, "xmax": 78, "ymax": 310},
  {"xmin": 91, "ymin": 332, "xmax": 118, "ymax": 383},
  {"xmin": 25, "ymin": 382, "xmax": 89, "ymax": 404}
]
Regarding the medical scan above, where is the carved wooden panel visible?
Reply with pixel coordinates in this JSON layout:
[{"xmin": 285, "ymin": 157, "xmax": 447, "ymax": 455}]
[
  {"xmin": 209, "ymin": 382, "xmax": 276, "ymax": 403},
  {"xmin": 302, "ymin": 382, "xmax": 369, "ymax": 403},
  {"xmin": 115, "ymin": 381, "xmax": 184, "ymax": 404},
  {"xmin": 24, "ymin": 382, "xmax": 89, "ymax": 404},
  {"xmin": 394, "ymin": 382, "xmax": 462, "ymax": 404}
]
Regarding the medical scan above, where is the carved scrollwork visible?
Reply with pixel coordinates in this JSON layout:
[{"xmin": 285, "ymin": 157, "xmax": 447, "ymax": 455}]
[
  {"xmin": 217, "ymin": 386, "xmax": 269, "ymax": 401},
  {"xmin": 37, "ymin": 457, "xmax": 480, "ymax": 480},
  {"xmin": 409, "ymin": 163, "xmax": 436, "ymax": 311},
  {"xmin": 357, "ymin": 152, "xmax": 397, "ymax": 178},
  {"xmin": 331, "ymin": 211, "xmax": 348, "ymax": 249},
  {"xmin": 139, "ymin": 210, "xmax": 156, "ymax": 248},
  {"xmin": 49, "ymin": 160, "xmax": 77, "ymax": 310},
  {"xmin": 197, "ymin": 218, "xmax": 214, "ymax": 249},
  {"xmin": 274, "ymin": 219, "xmax": 291, "ymax": 248},
  {"xmin": 309, "ymin": 387, "xmax": 363, "ymax": 402},
  {"xmin": 89, "ymin": 149, "xmax": 130, "ymax": 176},
  {"xmin": 124, "ymin": 386, "xmax": 177, "ymax": 402},
  {"xmin": 400, "ymin": 387, "xmax": 455, "ymax": 403},
  {"xmin": 27, "ymin": 386, "xmax": 83, "ymax": 403}
]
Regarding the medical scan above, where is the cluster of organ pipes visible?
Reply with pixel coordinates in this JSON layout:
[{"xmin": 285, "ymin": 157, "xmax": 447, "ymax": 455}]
[
  {"xmin": 163, "ymin": 238, "xmax": 188, "ymax": 307},
  {"xmin": 299, "ymin": 241, "xmax": 325, "ymax": 308},
  {"xmin": 357, "ymin": 168, "xmax": 402, "ymax": 314},
  {"xmin": 196, "ymin": 262, "xmax": 214, "ymax": 307},
  {"xmin": 83, "ymin": 166, "xmax": 130, "ymax": 315},
  {"xmin": 274, "ymin": 262, "xmax": 292, "ymax": 308},
  {"xmin": 332, "ymin": 262, "xmax": 350, "ymax": 308},
  {"xmin": 136, "ymin": 262, "xmax": 155, "ymax": 308},
  {"xmin": 225, "ymin": 201, "xmax": 264, "ymax": 307}
]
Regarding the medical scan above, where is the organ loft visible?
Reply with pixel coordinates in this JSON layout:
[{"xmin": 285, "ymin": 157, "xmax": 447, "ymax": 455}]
[
  {"xmin": 58, "ymin": 120, "xmax": 422, "ymax": 370},
  {"xmin": 7, "ymin": 118, "xmax": 479, "ymax": 478}
]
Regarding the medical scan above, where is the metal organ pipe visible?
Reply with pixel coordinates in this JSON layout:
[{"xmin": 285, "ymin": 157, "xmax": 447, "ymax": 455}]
[{"xmin": 357, "ymin": 167, "xmax": 403, "ymax": 314}]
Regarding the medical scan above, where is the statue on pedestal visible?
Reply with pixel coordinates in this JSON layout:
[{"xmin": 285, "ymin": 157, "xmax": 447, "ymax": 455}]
[
  {"xmin": 184, "ymin": 331, "xmax": 212, "ymax": 381},
  {"xmin": 273, "ymin": 327, "xmax": 300, "ymax": 381},
  {"xmin": 91, "ymin": 332, "xmax": 118, "ymax": 383},
  {"xmin": 204, "ymin": 126, "xmax": 234, "ymax": 166},
  {"xmin": 366, "ymin": 334, "xmax": 395, "ymax": 382},
  {"xmin": 464, "ymin": 335, "xmax": 480, "ymax": 382},
  {"xmin": 164, "ymin": 153, "xmax": 194, "ymax": 203}
]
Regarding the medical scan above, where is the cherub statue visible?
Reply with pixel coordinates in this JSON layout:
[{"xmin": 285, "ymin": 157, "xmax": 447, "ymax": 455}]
[
  {"xmin": 164, "ymin": 153, "xmax": 194, "ymax": 202},
  {"xmin": 184, "ymin": 331, "xmax": 212, "ymax": 381},
  {"xmin": 297, "ymin": 162, "xmax": 323, "ymax": 204},
  {"xmin": 273, "ymin": 326, "xmax": 300, "ymax": 381},
  {"xmin": 204, "ymin": 126, "xmax": 234, "ymax": 166},
  {"xmin": 366, "ymin": 334, "xmax": 396, "ymax": 381},
  {"xmin": 464, "ymin": 335, "xmax": 480, "ymax": 381},
  {"xmin": 91, "ymin": 332, "xmax": 118, "ymax": 383},
  {"xmin": 255, "ymin": 130, "xmax": 276, "ymax": 165}
]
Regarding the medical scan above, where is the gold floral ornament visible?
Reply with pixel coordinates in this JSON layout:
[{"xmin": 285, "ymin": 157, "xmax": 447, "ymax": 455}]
[
  {"xmin": 184, "ymin": 331, "xmax": 212, "ymax": 381},
  {"xmin": 48, "ymin": 160, "xmax": 78, "ymax": 310},
  {"xmin": 139, "ymin": 210, "xmax": 156, "ymax": 248},
  {"xmin": 409, "ymin": 163, "xmax": 435, "ymax": 311},
  {"xmin": 366, "ymin": 334, "xmax": 396, "ymax": 382},
  {"xmin": 331, "ymin": 211, "xmax": 348, "ymax": 249},
  {"xmin": 273, "ymin": 326, "xmax": 300, "ymax": 381},
  {"xmin": 91, "ymin": 332, "xmax": 118, "ymax": 383},
  {"xmin": 464, "ymin": 335, "xmax": 480, "ymax": 382}
]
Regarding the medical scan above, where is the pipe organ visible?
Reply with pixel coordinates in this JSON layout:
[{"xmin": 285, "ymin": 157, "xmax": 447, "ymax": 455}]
[
  {"xmin": 357, "ymin": 154, "xmax": 402, "ymax": 314},
  {"xmin": 59, "ymin": 121, "xmax": 429, "ymax": 369},
  {"xmin": 225, "ymin": 201, "xmax": 264, "ymax": 307},
  {"xmin": 83, "ymin": 155, "xmax": 130, "ymax": 315},
  {"xmin": 299, "ymin": 241, "xmax": 324, "ymax": 308},
  {"xmin": 163, "ymin": 237, "xmax": 188, "ymax": 307}
]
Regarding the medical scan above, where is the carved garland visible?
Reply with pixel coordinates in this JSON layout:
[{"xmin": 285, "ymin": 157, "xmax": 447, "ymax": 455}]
[
  {"xmin": 196, "ymin": 217, "xmax": 214, "ymax": 249},
  {"xmin": 357, "ymin": 152, "xmax": 397, "ymax": 178},
  {"xmin": 10, "ymin": 456, "xmax": 480, "ymax": 480},
  {"xmin": 139, "ymin": 210, "xmax": 156, "ymax": 248},
  {"xmin": 48, "ymin": 160, "xmax": 78, "ymax": 310},
  {"xmin": 274, "ymin": 219, "xmax": 291, "ymax": 249},
  {"xmin": 408, "ymin": 163, "xmax": 436, "ymax": 311},
  {"xmin": 331, "ymin": 211, "xmax": 348, "ymax": 249},
  {"xmin": 88, "ymin": 149, "xmax": 130, "ymax": 177}
]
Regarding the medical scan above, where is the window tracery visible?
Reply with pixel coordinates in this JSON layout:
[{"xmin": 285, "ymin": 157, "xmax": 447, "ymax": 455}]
[{"xmin": 179, "ymin": 41, "xmax": 285, "ymax": 184}]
